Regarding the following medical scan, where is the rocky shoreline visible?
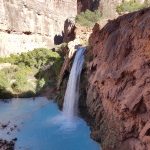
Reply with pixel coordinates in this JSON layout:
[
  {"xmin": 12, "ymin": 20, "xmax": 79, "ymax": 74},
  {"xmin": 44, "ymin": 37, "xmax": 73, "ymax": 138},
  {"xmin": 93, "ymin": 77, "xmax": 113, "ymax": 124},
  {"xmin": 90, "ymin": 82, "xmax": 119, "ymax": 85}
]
[
  {"xmin": 0, "ymin": 121, "xmax": 19, "ymax": 150},
  {"xmin": 0, "ymin": 139, "xmax": 15, "ymax": 150}
]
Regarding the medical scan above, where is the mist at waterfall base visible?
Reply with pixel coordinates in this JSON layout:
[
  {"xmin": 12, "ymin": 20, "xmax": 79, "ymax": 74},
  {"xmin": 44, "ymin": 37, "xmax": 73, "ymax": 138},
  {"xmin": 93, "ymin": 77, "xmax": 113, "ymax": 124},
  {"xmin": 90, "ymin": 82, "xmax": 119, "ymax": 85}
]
[{"xmin": 0, "ymin": 98, "xmax": 99, "ymax": 150}]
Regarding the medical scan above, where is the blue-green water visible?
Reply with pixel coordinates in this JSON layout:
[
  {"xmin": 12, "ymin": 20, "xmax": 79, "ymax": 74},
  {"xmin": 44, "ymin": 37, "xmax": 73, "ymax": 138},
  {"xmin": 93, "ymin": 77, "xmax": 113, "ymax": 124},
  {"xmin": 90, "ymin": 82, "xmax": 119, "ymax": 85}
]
[{"xmin": 0, "ymin": 97, "xmax": 100, "ymax": 150}]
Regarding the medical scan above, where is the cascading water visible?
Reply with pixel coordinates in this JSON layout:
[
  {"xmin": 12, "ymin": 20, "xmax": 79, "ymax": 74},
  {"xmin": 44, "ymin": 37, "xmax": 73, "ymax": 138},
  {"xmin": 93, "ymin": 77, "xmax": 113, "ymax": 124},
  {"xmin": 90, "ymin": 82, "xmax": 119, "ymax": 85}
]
[{"xmin": 63, "ymin": 47, "xmax": 86, "ymax": 118}]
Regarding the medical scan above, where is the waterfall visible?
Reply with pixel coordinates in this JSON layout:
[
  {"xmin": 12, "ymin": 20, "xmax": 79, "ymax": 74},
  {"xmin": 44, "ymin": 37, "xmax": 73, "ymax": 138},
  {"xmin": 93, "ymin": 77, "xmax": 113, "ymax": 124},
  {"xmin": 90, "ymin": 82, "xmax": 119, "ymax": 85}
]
[{"xmin": 63, "ymin": 47, "xmax": 86, "ymax": 118}]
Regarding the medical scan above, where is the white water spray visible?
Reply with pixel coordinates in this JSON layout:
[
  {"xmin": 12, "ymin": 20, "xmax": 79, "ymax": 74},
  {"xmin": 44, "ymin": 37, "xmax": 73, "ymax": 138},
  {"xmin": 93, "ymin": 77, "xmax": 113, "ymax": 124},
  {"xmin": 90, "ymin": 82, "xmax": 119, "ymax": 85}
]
[{"xmin": 63, "ymin": 47, "xmax": 86, "ymax": 118}]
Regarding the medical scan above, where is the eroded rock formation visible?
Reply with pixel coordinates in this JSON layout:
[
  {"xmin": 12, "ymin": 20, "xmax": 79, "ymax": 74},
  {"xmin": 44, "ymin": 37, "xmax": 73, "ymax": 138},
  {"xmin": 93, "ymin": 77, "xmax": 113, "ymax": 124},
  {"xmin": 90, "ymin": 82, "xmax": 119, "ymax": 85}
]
[
  {"xmin": 63, "ymin": 19, "xmax": 76, "ymax": 43},
  {"xmin": 0, "ymin": 0, "xmax": 77, "ymax": 56},
  {"xmin": 84, "ymin": 8, "xmax": 150, "ymax": 150}
]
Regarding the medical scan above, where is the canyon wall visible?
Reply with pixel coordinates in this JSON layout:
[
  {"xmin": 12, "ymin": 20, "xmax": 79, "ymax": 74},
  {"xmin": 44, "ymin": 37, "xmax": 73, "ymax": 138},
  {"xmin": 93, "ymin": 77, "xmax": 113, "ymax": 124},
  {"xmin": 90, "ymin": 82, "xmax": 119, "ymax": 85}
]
[
  {"xmin": 84, "ymin": 8, "xmax": 150, "ymax": 150},
  {"xmin": 77, "ymin": 0, "xmax": 122, "ymax": 18},
  {"xmin": 77, "ymin": 0, "xmax": 149, "ymax": 19},
  {"xmin": 99, "ymin": 0, "xmax": 122, "ymax": 18},
  {"xmin": 0, "ymin": 0, "xmax": 77, "ymax": 56}
]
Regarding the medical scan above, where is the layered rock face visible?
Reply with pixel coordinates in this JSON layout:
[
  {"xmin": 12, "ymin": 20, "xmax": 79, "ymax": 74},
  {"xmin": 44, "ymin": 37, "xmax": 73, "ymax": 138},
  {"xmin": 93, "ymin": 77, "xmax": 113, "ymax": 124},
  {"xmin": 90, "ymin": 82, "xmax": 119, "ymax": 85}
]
[
  {"xmin": 85, "ymin": 8, "xmax": 150, "ymax": 150},
  {"xmin": 0, "ymin": 0, "xmax": 77, "ymax": 56}
]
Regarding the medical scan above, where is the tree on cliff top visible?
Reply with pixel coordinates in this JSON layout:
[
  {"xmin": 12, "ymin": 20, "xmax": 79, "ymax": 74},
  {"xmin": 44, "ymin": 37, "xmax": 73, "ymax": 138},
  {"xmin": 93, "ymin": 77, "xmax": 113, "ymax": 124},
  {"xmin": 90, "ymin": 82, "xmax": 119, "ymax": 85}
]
[{"xmin": 75, "ymin": 9, "xmax": 101, "ymax": 27}]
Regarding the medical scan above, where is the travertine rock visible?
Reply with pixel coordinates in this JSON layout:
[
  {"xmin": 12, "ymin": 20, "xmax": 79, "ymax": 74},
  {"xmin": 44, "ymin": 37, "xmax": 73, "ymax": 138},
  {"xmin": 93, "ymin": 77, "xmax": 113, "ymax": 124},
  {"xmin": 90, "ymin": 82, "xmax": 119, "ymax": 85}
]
[
  {"xmin": 0, "ymin": 0, "xmax": 77, "ymax": 56},
  {"xmin": 85, "ymin": 8, "xmax": 150, "ymax": 150}
]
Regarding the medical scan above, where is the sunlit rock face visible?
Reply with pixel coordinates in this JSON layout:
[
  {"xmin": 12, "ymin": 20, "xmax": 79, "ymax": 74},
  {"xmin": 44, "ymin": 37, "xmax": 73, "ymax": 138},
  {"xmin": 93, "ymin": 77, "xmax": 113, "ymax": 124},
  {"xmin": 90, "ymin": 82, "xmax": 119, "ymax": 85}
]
[
  {"xmin": 0, "ymin": 0, "xmax": 77, "ymax": 56},
  {"xmin": 77, "ymin": 0, "xmax": 122, "ymax": 18},
  {"xmin": 86, "ymin": 8, "xmax": 150, "ymax": 150}
]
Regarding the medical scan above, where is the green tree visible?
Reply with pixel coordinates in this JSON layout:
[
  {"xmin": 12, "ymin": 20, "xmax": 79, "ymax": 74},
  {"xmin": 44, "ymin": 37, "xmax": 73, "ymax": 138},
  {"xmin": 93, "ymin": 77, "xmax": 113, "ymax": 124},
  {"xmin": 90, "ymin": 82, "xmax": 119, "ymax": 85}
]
[
  {"xmin": 76, "ymin": 9, "xmax": 102, "ymax": 27},
  {"xmin": 116, "ymin": 0, "xmax": 147, "ymax": 14}
]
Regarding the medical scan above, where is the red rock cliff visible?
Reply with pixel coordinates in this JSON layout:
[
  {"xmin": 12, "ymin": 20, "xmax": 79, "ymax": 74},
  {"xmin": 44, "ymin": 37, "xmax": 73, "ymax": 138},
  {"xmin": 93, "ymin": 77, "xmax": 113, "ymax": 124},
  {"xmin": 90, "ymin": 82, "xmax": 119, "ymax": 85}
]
[{"xmin": 85, "ymin": 8, "xmax": 150, "ymax": 150}]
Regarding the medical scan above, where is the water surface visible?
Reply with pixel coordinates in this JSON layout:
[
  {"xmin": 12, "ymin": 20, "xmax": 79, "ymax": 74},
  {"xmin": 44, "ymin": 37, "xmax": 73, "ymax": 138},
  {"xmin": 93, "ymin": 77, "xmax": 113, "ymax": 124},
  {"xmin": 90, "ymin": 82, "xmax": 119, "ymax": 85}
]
[{"xmin": 0, "ymin": 97, "xmax": 100, "ymax": 150}]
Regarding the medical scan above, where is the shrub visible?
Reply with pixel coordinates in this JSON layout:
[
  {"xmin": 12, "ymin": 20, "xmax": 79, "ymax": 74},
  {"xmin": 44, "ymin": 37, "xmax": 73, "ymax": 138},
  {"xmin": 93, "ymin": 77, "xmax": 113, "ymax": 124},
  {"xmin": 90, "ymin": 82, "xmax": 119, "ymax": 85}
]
[
  {"xmin": 0, "ymin": 71, "xmax": 10, "ymax": 90},
  {"xmin": 0, "ymin": 48, "xmax": 62, "ymax": 97},
  {"xmin": 0, "ymin": 48, "xmax": 61, "ymax": 69},
  {"xmin": 12, "ymin": 68, "xmax": 28, "ymax": 92},
  {"xmin": 51, "ymin": 58, "xmax": 63, "ymax": 79},
  {"xmin": 76, "ymin": 9, "xmax": 102, "ymax": 27},
  {"xmin": 36, "ymin": 78, "xmax": 46, "ymax": 92},
  {"xmin": 116, "ymin": 0, "xmax": 146, "ymax": 14},
  {"xmin": 0, "ymin": 65, "xmax": 34, "ymax": 94}
]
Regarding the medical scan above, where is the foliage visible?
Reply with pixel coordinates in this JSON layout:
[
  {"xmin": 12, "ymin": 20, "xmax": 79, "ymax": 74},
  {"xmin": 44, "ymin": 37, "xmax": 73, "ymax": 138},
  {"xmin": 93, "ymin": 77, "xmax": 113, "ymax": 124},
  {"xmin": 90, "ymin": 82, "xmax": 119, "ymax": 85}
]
[
  {"xmin": 0, "ymin": 48, "xmax": 60, "ymax": 69},
  {"xmin": 12, "ymin": 68, "xmax": 28, "ymax": 92},
  {"xmin": 0, "ymin": 66, "xmax": 33, "ymax": 94},
  {"xmin": 0, "ymin": 71, "xmax": 10, "ymax": 90},
  {"xmin": 0, "ymin": 48, "xmax": 63, "ymax": 98},
  {"xmin": 51, "ymin": 58, "xmax": 63, "ymax": 79},
  {"xmin": 75, "ymin": 9, "xmax": 102, "ymax": 27},
  {"xmin": 36, "ymin": 78, "xmax": 46, "ymax": 92},
  {"xmin": 116, "ymin": 0, "xmax": 147, "ymax": 14},
  {"xmin": 36, "ymin": 56, "xmax": 63, "ymax": 90}
]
